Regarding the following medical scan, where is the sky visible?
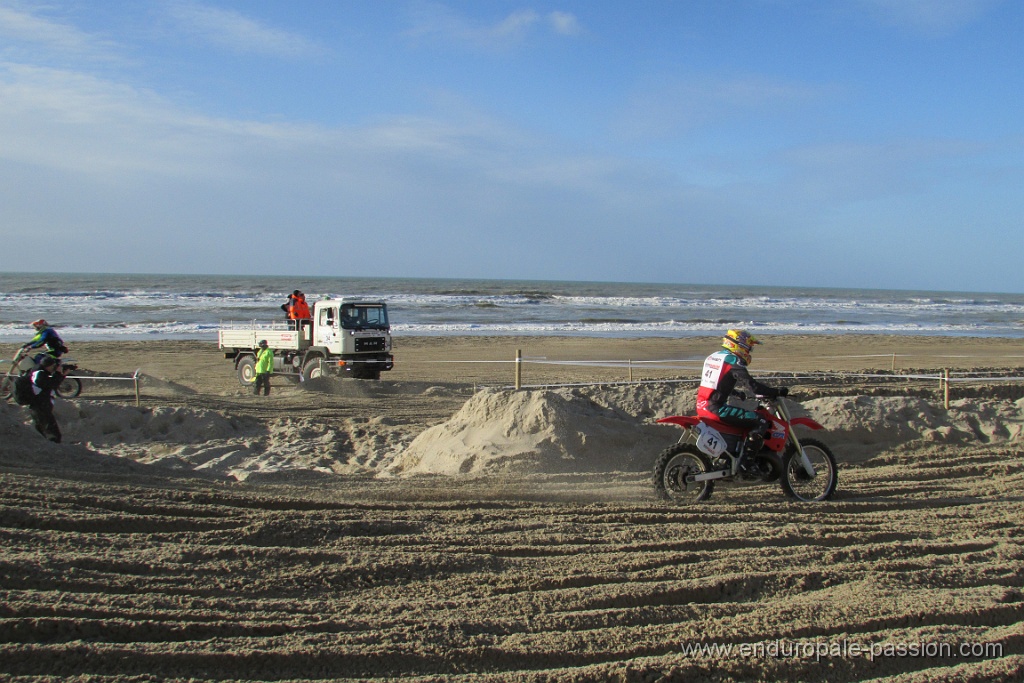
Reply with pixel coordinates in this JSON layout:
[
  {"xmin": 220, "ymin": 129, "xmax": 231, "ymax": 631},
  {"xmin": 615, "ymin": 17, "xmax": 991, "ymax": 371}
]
[{"xmin": 0, "ymin": 0, "xmax": 1021, "ymax": 292}]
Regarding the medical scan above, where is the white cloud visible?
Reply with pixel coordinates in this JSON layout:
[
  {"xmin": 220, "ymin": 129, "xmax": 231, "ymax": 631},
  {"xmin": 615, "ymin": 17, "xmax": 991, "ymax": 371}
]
[
  {"xmin": 0, "ymin": 61, "xmax": 328, "ymax": 182},
  {"xmin": 164, "ymin": 1, "xmax": 325, "ymax": 58},
  {"xmin": 0, "ymin": 3, "xmax": 117, "ymax": 61},
  {"xmin": 492, "ymin": 9, "xmax": 541, "ymax": 39},
  {"xmin": 859, "ymin": 0, "xmax": 1002, "ymax": 35},
  {"xmin": 405, "ymin": 3, "xmax": 582, "ymax": 51},
  {"xmin": 547, "ymin": 11, "xmax": 582, "ymax": 36}
]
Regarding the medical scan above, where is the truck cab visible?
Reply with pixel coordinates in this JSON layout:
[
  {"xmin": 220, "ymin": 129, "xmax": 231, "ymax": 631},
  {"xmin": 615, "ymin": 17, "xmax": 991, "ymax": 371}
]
[
  {"xmin": 313, "ymin": 300, "xmax": 390, "ymax": 354},
  {"xmin": 306, "ymin": 299, "xmax": 392, "ymax": 379}
]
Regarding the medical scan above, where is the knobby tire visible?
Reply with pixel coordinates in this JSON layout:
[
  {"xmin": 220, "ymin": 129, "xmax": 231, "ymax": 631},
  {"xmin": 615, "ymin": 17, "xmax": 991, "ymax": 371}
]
[
  {"xmin": 653, "ymin": 443, "xmax": 714, "ymax": 503},
  {"xmin": 780, "ymin": 438, "xmax": 838, "ymax": 502}
]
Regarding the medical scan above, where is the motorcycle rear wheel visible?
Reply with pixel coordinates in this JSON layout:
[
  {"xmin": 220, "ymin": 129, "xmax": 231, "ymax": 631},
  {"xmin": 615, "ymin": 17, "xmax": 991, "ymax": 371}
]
[
  {"xmin": 653, "ymin": 443, "xmax": 714, "ymax": 503},
  {"xmin": 781, "ymin": 438, "xmax": 838, "ymax": 502},
  {"xmin": 56, "ymin": 376, "xmax": 83, "ymax": 398}
]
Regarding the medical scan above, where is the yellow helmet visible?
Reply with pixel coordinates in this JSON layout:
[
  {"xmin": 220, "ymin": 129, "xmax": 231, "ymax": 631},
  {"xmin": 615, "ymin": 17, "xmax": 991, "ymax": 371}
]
[{"xmin": 722, "ymin": 329, "xmax": 759, "ymax": 364}]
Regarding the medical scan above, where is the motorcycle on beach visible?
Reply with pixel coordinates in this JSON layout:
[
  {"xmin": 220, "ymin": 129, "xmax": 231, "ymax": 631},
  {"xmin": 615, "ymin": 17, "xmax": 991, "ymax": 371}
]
[
  {"xmin": 0, "ymin": 347, "xmax": 83, "ymax": 401},
  {"xmin": 653, "ymin": 395, "xmax": 838, "ymax": 503}
]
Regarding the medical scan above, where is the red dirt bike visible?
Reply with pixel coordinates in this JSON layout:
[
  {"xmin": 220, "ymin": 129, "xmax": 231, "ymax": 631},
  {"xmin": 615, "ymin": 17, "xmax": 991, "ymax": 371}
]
[{"xmin": 653, "ymin": 396, "xmax": 838, "ymax": 502}]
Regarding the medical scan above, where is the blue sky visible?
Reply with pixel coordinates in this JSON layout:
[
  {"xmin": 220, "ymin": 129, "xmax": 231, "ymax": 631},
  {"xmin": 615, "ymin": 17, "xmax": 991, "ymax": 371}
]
[{"xmin": 0, "ymin": 1, "xmax": 1020, "ymax": 292}]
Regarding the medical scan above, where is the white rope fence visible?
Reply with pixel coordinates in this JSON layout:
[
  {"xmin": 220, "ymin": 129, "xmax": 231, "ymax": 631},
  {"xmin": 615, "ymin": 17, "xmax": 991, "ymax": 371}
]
[
  {"xmin": 61, "ymin": 370, "xmax": 144, "ymax": 406},
  {"xmin": 430, "ymin": 349, "xmax": 1024, "ymax": 409}
]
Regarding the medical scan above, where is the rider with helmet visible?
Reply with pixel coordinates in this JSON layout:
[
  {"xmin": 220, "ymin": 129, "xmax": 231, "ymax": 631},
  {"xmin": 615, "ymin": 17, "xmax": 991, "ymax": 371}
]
[
  {"xmin": 28, "ymin": 355, "xmax": 70, "ymax": 443},
  {"xmin": 697, "ymin": 329, "xmax": 788, "ymax": 460},
  {"xmin": 23, "ymin": 319, "xmax": 68, "ymax": 366}
]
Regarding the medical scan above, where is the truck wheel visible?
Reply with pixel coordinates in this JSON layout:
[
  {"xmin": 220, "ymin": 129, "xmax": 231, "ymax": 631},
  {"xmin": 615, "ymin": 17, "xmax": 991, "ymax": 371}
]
[
  {"xmin": 236, "ymin": 355, "xmax": 256, "ymax": 385},
  {"xmin": 302, "ymin": 357, "xmax": 325, "ymax": 381}
]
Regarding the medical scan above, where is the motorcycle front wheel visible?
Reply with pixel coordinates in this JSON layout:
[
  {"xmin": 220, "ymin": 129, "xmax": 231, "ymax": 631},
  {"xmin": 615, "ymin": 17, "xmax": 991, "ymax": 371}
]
[
  {"xmin": 781, "ymin": 438, "xmax": 838, "ymax": 502},
  {"xmin": 653, "ymin": 443, "xmax": 714, "ymax": 503}
]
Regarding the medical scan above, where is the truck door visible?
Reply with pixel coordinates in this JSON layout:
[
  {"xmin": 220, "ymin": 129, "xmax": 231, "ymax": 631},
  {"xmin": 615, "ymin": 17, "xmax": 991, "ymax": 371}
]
[{"xmin": 314, "ymin": 304, "xmax": 341, "ymax": 352}]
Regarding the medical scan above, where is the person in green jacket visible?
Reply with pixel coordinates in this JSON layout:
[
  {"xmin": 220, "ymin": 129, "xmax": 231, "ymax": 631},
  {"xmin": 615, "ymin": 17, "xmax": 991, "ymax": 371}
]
[{"xmin": 254, "ymin": 340, "xmax": 274, "ymax": 396}]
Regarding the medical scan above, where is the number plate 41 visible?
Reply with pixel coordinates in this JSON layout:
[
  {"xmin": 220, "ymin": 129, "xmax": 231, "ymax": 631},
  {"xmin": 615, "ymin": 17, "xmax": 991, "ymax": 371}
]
[{"xmin": 695, "ymin": 422, "xmax": 727, "ymax": 458}]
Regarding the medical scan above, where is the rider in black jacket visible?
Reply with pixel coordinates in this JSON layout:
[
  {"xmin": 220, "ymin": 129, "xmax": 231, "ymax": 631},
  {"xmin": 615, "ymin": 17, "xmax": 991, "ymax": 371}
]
[{"xmin": 28, "ymin": 356, "xmax": 69, "ymax": 443}]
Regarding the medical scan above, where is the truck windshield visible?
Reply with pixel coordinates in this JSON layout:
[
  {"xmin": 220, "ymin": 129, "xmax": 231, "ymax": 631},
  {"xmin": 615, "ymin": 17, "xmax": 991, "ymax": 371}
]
[{"xmin": 340, "ymin": 304, "xmax": 389, "ymax": 331}]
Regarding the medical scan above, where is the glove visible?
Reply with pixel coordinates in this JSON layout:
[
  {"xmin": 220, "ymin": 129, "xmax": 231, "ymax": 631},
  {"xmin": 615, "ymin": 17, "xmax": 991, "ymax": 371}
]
[{"xmin": 777, "ymin": 387, "xmax": 789, "ymax": 397}]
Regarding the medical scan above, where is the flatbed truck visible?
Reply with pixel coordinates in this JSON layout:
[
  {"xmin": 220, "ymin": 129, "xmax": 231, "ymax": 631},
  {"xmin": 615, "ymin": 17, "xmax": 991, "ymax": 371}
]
[{"xmin": 218, "ymin": 299, "xmax": 394, "ymax": 384}]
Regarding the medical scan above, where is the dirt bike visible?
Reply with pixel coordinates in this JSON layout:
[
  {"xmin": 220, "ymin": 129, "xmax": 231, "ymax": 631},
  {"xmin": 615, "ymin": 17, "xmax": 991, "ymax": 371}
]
[
  {"xmin": 653, "ymin": 395, "xmax": 838, "ymax": 503},
  {"xmin": 0, "ymin": 347, "xmax": 83, "ymax": 401}
]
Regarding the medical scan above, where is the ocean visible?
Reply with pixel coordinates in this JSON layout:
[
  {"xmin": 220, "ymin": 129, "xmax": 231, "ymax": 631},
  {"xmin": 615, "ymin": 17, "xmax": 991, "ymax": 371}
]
[{"xmin": 1, "ymin": 272, "xmax": 1022, "ymax": 341}]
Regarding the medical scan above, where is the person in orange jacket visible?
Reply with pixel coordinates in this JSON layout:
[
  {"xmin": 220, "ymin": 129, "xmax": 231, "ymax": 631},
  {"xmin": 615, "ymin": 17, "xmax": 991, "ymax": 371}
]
[
  {"xmin": 289, "ymin": 291, "xmax": 311, "ymax": 320},
  {"xmin": 280, "ymin": 290, "xmax": 312, "ymax": 325}
]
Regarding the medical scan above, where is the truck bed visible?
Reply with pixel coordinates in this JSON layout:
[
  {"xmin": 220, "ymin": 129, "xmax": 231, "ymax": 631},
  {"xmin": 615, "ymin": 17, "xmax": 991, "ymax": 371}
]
[{"xmin": 218, "ymin": 322, "xmax": 310, "ymax": 351}]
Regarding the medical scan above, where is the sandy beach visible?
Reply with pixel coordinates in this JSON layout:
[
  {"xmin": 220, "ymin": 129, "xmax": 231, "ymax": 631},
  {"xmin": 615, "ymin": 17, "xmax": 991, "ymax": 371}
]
[{"xmin": 1, "ymin": 335, "xmax": 1023, "ymax": 681}]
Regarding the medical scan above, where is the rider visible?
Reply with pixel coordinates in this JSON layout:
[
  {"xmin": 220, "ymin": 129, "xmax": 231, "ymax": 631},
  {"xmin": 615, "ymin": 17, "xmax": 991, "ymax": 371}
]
[
  {"xmin": 23, "ymin": 319, "xmax": 68, "ymax": 366},
  {"xmin": 696, "ymin": 329, "xmax": 787, "ymax": 461},
  {"xmin": 28, "ymin": 355, "xmax": 70, "ymax": 443}
]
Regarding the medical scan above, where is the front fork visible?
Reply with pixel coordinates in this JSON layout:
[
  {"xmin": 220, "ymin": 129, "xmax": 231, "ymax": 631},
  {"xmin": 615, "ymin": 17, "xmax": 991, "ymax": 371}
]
[{"xmin": 775, "ymin": 401, "xmax": 817, "ymax": 477}]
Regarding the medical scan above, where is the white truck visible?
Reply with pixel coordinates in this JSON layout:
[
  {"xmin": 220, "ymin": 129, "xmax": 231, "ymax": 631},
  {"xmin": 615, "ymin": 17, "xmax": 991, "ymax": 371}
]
[{"xmin": 218, "ymin": 299, "xmax": 394, "ymax": 384}]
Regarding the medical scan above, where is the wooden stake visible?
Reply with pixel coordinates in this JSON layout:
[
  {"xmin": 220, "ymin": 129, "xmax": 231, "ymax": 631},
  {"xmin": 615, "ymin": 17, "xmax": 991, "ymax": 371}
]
[
  {"xmin": 515, "ymin": 349, "xmax": 522, "ymax": 390},
  {"xmin": 943, "ymin": 368, "xmax": 950, "ymax": 409}
]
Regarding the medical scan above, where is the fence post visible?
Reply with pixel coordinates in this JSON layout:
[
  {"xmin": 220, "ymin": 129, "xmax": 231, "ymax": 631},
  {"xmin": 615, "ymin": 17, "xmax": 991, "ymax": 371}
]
[
  {"xmin": 515, "ymin": 349, "xmax": 522, "ymax": 390},
  {"xmin": 891, "ymin": 353, "xmax": 896, "ymax": 372},
  {"xmin": 628, "ymin": 359, "xmax": 633, "ymax": 382},
  {"xmin": 943, "ymin": 368, "xmax": 950, "ymax": 409},
  {"xmin": 133, "ymin": 369, "xmax": 141, "ymax": 407}
]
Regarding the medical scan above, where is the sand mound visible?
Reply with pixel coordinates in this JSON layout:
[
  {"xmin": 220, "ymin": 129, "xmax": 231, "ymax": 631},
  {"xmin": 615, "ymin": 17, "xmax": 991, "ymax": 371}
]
[
  {"xmin": 386, "ymin": 387, "xmax": 680, "ymax": 476},
  {"xmin": 582, "ymin": 381, "xmax": 697, "ymax": 421},
  {"xmin": 806, "ymin": 395, "xmax": 1024, "ymax": 460},
  {"xmin": 61, "ymin": 401, "xmax": 257, "ymax": 445},
  {"xmin": 0, "ymin": 403, "xmax": 180, "ymax": 477},
  {"xmin": 5, "ymin": 400, "xmax": 413, "ymax": 482}
]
